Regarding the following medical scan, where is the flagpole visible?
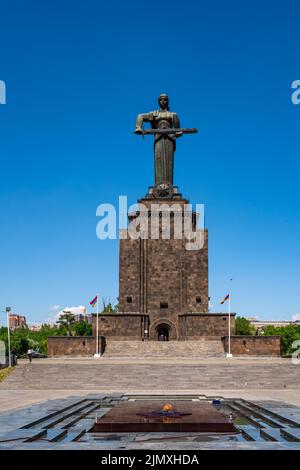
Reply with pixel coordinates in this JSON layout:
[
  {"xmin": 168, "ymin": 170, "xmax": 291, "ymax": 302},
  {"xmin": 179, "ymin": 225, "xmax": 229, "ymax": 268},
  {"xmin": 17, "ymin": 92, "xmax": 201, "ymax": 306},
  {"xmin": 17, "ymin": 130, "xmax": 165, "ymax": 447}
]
[
  {"xmin": 226, "ymin": 294, "xmax": 233, "ymax": 358},
  {"xmin": 94, "ymin": 293, "xmax": 100, "ymax": 358},
  {"xmin": 97, "ymin": 293, "xmax": 99, "ymax": 355}
]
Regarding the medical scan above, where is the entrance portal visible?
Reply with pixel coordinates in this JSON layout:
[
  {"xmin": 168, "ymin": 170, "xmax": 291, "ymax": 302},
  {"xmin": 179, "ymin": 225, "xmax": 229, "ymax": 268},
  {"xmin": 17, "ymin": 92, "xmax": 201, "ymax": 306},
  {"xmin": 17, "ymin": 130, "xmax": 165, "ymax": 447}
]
[{"xmin": 156, "ymin": 324, "xmax": 170, "ymax": 341}]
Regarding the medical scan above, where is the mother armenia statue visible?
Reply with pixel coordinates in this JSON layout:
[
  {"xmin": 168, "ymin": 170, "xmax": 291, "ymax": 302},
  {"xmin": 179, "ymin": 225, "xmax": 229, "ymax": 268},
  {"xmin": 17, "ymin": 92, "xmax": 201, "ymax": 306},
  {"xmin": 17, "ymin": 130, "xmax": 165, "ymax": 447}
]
[{"xmin": 134, "ymin": 94, "xmax": 197, "ymax": 197}]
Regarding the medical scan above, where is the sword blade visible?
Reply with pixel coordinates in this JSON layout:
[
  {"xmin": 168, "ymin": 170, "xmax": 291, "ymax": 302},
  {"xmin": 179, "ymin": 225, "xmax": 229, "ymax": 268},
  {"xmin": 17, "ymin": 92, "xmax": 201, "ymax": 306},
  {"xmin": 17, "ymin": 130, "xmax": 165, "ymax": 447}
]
[{"xmin": 134, "ymin": 128, "xmax": 198, "ymax": 135}]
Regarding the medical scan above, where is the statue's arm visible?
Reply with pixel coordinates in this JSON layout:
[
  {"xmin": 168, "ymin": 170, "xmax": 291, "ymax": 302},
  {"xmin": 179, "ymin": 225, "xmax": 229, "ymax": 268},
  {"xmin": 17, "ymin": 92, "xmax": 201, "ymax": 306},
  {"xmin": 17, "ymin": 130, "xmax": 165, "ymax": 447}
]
[
  {"xmin": 174, "ymin": 114, "xmax": 183, "ymax": 138},
  {"xmin": 134, "ymin": 112, "xmax": 153, "ymax": 133}
]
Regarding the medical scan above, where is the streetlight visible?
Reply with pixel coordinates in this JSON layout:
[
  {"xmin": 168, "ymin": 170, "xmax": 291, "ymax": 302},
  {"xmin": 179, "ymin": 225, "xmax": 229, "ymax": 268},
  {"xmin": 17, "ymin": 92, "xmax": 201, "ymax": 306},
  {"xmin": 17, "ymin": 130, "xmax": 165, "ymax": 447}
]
[{"xmin": 5, "ymin": 307, "xmax": 11, "ymax": 367}]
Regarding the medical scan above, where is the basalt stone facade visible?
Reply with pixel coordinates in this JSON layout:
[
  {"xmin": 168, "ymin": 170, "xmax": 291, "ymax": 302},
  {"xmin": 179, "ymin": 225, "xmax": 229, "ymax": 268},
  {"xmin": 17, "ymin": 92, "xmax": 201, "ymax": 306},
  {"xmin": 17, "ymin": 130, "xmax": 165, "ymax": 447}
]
[
  {"xmin": 90, "ymin": 195, "xmax": 238, "ymax": 341},
  {"xmin": 92, "ymin": 312, "xmax": 236, "ymax": 341},
  {"xmin": 119, "ymin": 197, "xmax": 209, "ymax": 317},
  {"xmin": 48, "ymin": 336, "xmax": 95, "ymax": 356},
  {"xmin": 115, "ymin": 195, "xmax": 216, "ymax": 340},
  {"xmin": 179, "ymin": 313, "xmax": 236, "ymax": 339},
  {"xmin": 222, "ymin": 335, "xmax": 281, "ymax": 356},
  {"xmin": 92, "ymin": 313, "xmax": 148, "ymax": 340}
]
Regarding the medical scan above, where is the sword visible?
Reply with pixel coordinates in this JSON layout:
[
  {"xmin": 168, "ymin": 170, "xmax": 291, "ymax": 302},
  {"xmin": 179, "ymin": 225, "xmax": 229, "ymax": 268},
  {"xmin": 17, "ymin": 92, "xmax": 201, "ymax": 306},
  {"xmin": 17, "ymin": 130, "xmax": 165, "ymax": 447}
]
[{"xmin": 134, "ymin": 128, "xmax": 198, "ymax": 136}]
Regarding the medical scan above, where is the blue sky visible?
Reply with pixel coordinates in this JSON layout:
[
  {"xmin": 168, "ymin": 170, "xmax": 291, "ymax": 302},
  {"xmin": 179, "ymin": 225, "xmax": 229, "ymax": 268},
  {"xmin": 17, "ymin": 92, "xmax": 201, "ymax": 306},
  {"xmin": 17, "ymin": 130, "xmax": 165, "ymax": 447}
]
[{"xmin": 0, "ymin": 0, "xmax": 300, "ymax": 323}]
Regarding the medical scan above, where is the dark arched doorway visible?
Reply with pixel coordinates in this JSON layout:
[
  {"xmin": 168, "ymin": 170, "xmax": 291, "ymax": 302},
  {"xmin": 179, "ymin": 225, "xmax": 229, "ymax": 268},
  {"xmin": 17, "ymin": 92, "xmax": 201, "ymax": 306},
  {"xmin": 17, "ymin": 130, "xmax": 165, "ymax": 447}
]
[{"xmin": 156, "ymin": 323, "xmax": 170, "ymax": 341}]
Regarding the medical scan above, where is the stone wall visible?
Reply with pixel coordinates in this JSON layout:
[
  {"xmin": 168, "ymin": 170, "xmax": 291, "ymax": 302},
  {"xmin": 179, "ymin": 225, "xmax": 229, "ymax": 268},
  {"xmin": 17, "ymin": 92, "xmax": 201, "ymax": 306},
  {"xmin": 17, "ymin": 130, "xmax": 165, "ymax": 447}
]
[
  {"xmin": 179, "ymin": 313, "xmax": 236, "ymax": 338},
  {"xmin": 222, "ymin": 335, "xmax": 281, "ymax": 356},
  {"xmin": 92, "ymin": 314, "xmax": 144, "ymax": 340},
  {"xmin": 48, "ymin": 336, "xmax": 95, "ymax": 356},
  {"xmin": 47, "ymin": 333, "xmax": 282, "ymax": 356},
  {"xmin": 92, "ymin": 313, "xmax": 235, "ymax": 341}
]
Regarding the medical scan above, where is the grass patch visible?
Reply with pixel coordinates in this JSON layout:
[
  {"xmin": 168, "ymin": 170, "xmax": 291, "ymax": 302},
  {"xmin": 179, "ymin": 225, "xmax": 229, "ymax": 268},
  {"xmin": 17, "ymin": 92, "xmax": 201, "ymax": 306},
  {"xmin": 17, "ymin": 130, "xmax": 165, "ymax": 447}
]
[{"xmin": 0, "ymin": 367, "xmax": 14, "ymax": 382}]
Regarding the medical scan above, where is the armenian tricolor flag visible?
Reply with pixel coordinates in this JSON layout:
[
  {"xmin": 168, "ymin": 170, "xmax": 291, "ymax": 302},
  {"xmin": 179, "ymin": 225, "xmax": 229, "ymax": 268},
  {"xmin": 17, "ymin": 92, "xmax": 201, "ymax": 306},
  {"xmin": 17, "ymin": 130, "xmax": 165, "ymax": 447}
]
[
  {"xmin": 220, "ymin": 294, "xmax": 230, "ymax": 304},
  {"xmin": 90, "ymin": 295, "xmax": 98, "ymax": 308}
]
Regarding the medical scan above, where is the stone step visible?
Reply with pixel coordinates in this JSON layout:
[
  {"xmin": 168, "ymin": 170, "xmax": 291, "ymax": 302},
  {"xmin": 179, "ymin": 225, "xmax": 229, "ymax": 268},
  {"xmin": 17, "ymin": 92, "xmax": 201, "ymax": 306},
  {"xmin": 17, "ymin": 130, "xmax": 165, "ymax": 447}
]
[
  {"xmin": 1, "ymin": 361, "xmax": 298, "ymax": 390},
  {"xmin": 104, "ymin": 340, "xmax": 225, "ymax": 357}
]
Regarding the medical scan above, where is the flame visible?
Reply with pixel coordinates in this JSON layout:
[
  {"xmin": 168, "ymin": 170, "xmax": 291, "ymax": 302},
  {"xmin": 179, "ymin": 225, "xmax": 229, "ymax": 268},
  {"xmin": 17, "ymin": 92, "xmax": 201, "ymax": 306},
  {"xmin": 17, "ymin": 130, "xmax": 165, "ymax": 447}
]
[{"xmin": 162, "ymin": 403, "xmax": 173, "ymax": 412}]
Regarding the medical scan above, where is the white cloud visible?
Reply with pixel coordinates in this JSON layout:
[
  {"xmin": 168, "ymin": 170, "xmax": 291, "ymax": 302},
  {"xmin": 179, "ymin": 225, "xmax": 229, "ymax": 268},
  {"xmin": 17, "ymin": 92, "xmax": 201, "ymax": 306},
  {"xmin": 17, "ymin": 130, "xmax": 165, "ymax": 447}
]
[
  {"xmin": 292, "ymin": 313, "xmax": 300, "ymax": 322},
  {"xmin": 56, "ymin": 305, "xmax": 86, "ymax": 319},
  {"xmin": 50, "ymin": 305, "xmax": 60, "ymax": 312},
  {"xmin": 47, "ymin": 305, "xmax": 87, "ymax": 323}
]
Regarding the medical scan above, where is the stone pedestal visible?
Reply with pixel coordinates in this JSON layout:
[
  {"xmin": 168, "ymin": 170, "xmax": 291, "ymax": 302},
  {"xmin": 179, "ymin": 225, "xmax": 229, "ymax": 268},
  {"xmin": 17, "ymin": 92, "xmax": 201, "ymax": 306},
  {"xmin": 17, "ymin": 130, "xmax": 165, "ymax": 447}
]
[{"xmin": 117, "ymin": 191, "xmax": 211, "ymax": 340}]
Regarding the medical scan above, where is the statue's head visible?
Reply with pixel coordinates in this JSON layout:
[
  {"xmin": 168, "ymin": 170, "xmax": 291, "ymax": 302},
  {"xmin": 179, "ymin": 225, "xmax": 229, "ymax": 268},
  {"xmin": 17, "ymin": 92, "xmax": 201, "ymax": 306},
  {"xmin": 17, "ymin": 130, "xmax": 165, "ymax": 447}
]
[{"xmin": 158, "ymin": 94, "xmax": 169, "ymax": 111}]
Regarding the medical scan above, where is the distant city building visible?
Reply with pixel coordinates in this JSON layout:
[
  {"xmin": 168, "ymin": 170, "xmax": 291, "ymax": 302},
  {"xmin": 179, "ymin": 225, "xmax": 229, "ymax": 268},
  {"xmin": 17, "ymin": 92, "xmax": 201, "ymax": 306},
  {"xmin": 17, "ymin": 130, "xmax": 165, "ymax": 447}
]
[
  {"xmin": 28, "ymin": 324, "xmax": 42, "ymax": 331},
  {"xmin": 74, "ymin": 313, "xmax": 93, "ymax": 324},
  {"xmin": 9, "ymin": 314, "xmax": 27, "ymax": 330},
  {"xmin": 247, "ymin": 318, "xmax": 300, "ymax": 330},
  {"xmin": 28, "ymin": 323, "xmax": 57, "ymax": 331}
]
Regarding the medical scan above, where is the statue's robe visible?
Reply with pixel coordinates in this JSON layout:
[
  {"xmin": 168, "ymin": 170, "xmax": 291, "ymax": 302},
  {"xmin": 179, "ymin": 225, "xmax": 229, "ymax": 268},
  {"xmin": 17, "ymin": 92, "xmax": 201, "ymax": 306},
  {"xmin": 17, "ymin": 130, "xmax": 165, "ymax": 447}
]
[{"xmin": 135, "ymin": 110, "xmax": 180, "ymax": 185}]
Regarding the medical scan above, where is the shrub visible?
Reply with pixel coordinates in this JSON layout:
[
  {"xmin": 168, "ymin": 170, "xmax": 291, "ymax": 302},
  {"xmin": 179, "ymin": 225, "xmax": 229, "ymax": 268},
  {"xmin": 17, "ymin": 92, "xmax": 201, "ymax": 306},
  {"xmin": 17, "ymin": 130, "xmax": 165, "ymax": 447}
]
[
  {"xmin": 263, "ymin": 324, "xmax": 300, "ymax": 355},
  {"xmin": 235, "ymin": 316, "xmax": 254, "ymax": 335}
]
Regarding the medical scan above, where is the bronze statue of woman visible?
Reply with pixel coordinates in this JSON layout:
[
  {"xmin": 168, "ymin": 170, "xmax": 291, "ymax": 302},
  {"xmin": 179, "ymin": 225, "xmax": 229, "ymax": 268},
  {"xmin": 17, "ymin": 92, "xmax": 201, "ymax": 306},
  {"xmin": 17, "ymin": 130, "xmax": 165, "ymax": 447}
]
[{"xmin": 134, "ymin": 94, "xmax": 182, "ymax": 186}]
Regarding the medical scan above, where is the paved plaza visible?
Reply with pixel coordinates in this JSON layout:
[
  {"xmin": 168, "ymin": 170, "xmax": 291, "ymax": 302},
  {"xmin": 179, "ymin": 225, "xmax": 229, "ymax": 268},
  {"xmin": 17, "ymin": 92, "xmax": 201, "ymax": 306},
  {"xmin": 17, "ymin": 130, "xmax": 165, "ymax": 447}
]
[{"xmin": 0, "ymin": 357, "xmax": 299, "ymax": 449}]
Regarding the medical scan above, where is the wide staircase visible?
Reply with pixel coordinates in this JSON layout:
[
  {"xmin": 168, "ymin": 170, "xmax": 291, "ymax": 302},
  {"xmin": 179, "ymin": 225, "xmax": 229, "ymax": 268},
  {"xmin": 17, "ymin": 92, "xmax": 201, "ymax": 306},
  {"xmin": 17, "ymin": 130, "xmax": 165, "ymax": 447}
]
[{"xmin": 104, "ymin": 339, "xmax": 225, "ymax": 357}]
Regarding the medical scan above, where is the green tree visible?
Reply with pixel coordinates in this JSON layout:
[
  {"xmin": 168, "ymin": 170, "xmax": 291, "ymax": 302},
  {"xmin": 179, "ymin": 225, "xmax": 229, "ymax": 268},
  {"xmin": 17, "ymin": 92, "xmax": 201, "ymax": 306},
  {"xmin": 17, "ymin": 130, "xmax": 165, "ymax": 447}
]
[
  {"xmin": 102, "ymin": 299, "xmax": 117, "ymax": 313},
  {"xmin": 0, "ymin": 323, "xmax": 67, "ymax": 357},
  {"xmin": 263, "ymin": 324, "xmax": 300, "ymax": 355},
  {"xmin": 11, "ymin": 335, "xmax": 29, "ymax": 356},
  {"xmin": 57, "ymin": 312, "xmax": 76, "ymax": 336},
  {"xmin": 235, "ymin": 316, "xmax": 254, "ymax": 335},
  {"xmin": 74, "ymin": 321, "xmax": 92, "ymax": 336}
]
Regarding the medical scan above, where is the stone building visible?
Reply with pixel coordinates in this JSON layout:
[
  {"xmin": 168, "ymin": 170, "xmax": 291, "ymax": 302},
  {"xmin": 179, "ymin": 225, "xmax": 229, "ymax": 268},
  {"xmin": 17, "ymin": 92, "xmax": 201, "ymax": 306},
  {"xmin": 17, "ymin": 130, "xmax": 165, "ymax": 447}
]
[{"xmin": 92, "ymin": 188, "xmax": 235, "ymax": 341}]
